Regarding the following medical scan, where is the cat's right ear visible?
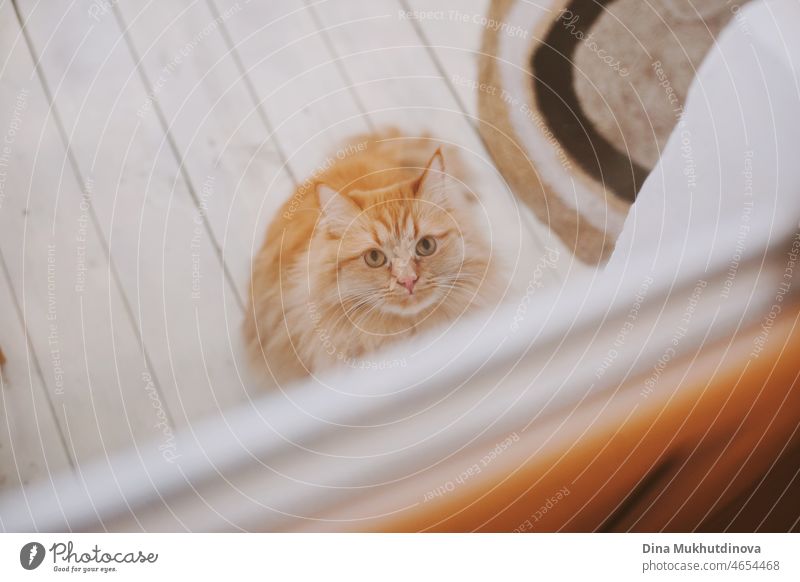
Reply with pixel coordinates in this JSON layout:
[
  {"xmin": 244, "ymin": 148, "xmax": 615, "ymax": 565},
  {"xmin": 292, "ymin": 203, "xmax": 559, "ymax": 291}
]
[
  {"xmin": 317, "ymin": 184, "xmax": 360, "ymax": 234},
  {"xmin": 413, "ymin": 148, "xmax": 449, "ymax": 208}
]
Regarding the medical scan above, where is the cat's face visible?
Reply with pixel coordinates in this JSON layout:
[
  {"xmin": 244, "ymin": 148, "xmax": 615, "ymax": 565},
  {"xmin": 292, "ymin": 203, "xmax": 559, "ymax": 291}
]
[{"xmin": 315, "ymin": 151, "xmax": 483, "ymax": 321}]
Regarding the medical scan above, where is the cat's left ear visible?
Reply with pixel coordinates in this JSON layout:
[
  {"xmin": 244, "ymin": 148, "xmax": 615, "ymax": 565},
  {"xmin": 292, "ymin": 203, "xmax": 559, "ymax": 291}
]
[
  {"xmin": 318, "ymin": 183, "xmax": 361, "ymax": 234},
  {"xmin": 413, "ymin": 148, "xmax": 449, "ymax": 207}
]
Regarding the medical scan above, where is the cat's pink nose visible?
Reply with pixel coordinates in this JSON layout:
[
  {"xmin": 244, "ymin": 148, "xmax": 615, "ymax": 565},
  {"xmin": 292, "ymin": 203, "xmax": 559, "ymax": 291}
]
[{"xmin": 398, "ymin": 275, "xmax": 417, "ymax": 294}]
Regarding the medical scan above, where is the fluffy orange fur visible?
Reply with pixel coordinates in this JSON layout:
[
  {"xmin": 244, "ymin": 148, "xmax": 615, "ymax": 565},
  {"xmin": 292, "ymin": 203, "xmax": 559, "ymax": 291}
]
[{"xmin": 244, "ymin": 130, "xmax": 499, "ymax": 384}]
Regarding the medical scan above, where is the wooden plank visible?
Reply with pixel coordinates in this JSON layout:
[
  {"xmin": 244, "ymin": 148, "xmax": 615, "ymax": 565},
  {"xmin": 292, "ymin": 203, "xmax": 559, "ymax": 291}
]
[
  {"xmin": 309, "ymin": 0, "xmax": 566, "ymax": 291},
  {"xmin": 0, "ymin": 255, "xmax": 72, "ymax": 496},
  {"xmin": 14, "ymin": 0, "xmax": 250, "ymax": 422},
  {"xmin": 400, "ymin": 0, "xmax": 491, "ymax": 120},
  {"xmin": 113, "ymin": 0, "xmax": 296, "ymax": 299},
  {"xmin": 211, "ymin": 0, "xmax": 371, "ymax": 179},
  {"xmin": 0, "ymin": 2, "xmax": 172, "ymax": 468}
]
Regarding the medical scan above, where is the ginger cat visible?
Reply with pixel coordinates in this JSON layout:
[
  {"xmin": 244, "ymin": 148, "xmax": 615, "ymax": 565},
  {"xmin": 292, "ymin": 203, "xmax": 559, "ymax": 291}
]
[{"xmin": 244, "ymin": 130, "xmax": 499, "ymax": 384}]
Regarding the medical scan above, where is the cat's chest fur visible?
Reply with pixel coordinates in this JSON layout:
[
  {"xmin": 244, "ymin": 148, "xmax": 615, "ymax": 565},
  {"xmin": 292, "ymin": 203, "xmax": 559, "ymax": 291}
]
[{"xmin": 285, "ymin": 269, "xmax": 431, "ymax": 373}]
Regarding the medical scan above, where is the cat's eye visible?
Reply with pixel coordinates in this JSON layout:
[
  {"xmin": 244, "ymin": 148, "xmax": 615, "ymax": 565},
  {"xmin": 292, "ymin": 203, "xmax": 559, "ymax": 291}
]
[
  {"xmin": 364, "ymin": 249, "xmax": 387, "ymax": 268},
  {"xmin": 416, "ymin": 236, "xmax": 437, "ymax": 257}
]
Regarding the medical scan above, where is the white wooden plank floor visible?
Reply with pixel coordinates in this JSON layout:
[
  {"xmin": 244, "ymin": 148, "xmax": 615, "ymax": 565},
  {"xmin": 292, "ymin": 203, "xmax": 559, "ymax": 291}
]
[{"xmin": 0, "ymin": 0, "xmax": 580, "ymax": 497}]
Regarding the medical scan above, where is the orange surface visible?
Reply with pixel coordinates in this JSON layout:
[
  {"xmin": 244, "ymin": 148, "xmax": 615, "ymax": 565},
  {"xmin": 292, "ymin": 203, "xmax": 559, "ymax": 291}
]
[{"xmin": 379, "ymin": 304, "xmax": 800, "ymax": 532}]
